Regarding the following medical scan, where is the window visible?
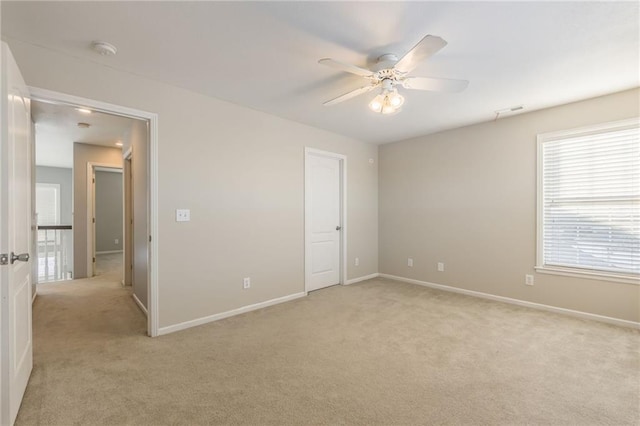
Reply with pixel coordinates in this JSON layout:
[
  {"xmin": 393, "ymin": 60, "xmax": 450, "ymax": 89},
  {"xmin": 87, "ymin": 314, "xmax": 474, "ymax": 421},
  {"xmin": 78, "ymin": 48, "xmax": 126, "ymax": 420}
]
[
  {"xmin": 36, "ymin": 183, "xmax": 61, "ymax": 225},
  {"xmin": 537, "ymin": 118, "xmax": 639, "ymax": 283}
]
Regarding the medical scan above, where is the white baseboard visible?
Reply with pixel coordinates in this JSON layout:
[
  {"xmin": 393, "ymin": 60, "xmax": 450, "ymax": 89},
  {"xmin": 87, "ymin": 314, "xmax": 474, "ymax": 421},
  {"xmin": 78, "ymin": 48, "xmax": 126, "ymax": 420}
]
[
  {"xmin": 132, "ymin": 293, "xmax": 148, "ymax": 317},
  {"xmin": 157, "ymin": 291, "xmax": 307, "ymax": 336},
  {"xmin": 379, "ymin": 273, "xmax": 640, "ymax": 330},
  {"xmin": 96, "ymin": 250, "xmax": 123, "ymax": 255},
  {"xmin": 345, "ymin": 273, "xmax": 380, "ymax": 285}
]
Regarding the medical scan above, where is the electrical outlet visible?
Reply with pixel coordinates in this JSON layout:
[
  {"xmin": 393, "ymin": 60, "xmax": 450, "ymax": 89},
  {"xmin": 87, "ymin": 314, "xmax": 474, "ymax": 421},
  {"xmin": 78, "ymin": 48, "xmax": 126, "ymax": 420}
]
[
  {"xmin": 437, "ymin": 262, "xmax": 445, "ymax": 272},
  {"xmin": 525, "ymin": 274, "xmax": 534, "ymax": 286},
  {"xmin": 176, "ymin": 209, "xmax": 190, "ymax": 222},
  {"xmin": 114, "ymin": 238, "xmax": 119, "ymax": 245},
  {"xmin": 408, "ymin": 258, "xmax": 413, "ymax": 267},
  {"xmin": 355, "ymin": 257, "xmax": 360, "ymax": 266},
  {"xmin": 243, "ymin": 277, "xmax": 251, "ymax": 289}
]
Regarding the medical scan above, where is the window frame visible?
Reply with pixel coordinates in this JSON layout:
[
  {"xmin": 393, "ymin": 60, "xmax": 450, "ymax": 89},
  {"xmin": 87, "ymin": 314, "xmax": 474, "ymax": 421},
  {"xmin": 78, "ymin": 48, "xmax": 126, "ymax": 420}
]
[{"xmin": 536, "ymin": 117, "xmax": 640, "ymax": 285}]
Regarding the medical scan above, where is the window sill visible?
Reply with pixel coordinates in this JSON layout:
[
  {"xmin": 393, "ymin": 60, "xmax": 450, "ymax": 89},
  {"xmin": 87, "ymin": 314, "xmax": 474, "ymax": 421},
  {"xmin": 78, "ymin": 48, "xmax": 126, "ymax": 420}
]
[{"xmin": 535, "ymin": 266, "xmax": 640, "ymax": 285}]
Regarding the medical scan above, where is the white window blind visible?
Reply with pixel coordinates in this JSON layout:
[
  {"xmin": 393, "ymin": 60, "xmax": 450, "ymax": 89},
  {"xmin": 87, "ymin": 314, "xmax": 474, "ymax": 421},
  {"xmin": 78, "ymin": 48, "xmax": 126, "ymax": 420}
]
[
  {"xmin": 538, "ymin": 119, "xmax": 639, "ymax": 280},
  {"xmin": 36, "ymin": 183, "xmax": 61, "ymax": 226}
]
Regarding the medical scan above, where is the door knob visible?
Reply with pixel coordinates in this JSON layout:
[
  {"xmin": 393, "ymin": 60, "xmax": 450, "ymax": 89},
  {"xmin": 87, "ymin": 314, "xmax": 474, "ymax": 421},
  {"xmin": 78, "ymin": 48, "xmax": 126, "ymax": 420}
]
[
  {"xmin": 10, "ymin": 252, "xmax": 29, "ymax": 264},
  {"xmin": 336, "ymin": 226, "xmax": 342, "ymax": 231}
]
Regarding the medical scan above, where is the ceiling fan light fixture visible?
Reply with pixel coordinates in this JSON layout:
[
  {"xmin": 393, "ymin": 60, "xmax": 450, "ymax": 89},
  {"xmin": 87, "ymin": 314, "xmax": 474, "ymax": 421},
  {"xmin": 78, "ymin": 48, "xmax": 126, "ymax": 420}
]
[
  {"xmin": 368, "ymin": 94, "xmax": 385, "ymax": 113},
  {"xmin": 369, "ymin": 90, "xmax": 403, "ymax": 115},
  {"xmin": 388, "ymin": 89, "xmax": 404, "ymax": 108},
  {"xmin": 381, "ymin": 103, "xmax": 398, "ymax": 115}
]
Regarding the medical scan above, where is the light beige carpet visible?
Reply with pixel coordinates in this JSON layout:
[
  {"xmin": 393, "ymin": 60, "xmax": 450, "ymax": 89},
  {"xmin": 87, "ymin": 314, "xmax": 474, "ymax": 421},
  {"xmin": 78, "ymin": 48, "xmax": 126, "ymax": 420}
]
[
  {"xmin": 17, "ymin": 275, "xmax": 639, "ymax": 425},
  {"xmin": 95, "ymin": 252, "xmax": 124, "ymax": 278}
]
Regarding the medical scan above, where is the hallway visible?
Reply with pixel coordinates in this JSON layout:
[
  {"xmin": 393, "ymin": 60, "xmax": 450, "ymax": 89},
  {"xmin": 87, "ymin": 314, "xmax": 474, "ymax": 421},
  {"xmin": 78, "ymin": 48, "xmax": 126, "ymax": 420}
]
[
  {"xmin": 95, "ymin": 252, "xmax": 124, "ymax": 278},
  {"xmin": 18, "ymin": 260, "xmax": 147, "ymax": 424}
]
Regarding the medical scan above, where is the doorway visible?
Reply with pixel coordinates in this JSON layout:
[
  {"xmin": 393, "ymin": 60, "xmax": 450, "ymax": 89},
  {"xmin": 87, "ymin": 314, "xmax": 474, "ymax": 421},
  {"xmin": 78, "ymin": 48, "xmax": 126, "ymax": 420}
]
[
  {"xmin": 29, "ymin": 87, "xmax": 159, "ymax": 337},
  {"xmin": 88, "ymin": 165, "xmax": 124, "ymax": 279},
  {"xmin": 304, "ymin": 148, "xmax": 347, "ymax": 292}
]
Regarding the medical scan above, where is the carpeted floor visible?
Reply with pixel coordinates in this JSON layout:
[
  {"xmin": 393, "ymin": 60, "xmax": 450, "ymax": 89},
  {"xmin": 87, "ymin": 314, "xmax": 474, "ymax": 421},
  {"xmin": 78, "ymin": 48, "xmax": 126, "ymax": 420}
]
[
  {"xmin": 17, "ymin": 274, "xmax": 639, "ymax": 425},
  {"xmin": 95, "ymin": 252, "xmax": 124, "ymax": 278}
]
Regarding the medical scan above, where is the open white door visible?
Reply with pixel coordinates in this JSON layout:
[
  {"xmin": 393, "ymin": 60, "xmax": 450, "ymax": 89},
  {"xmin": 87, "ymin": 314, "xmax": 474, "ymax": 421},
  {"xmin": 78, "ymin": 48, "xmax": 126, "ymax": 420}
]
[
  {"xmin": 1, "ymin": 42, "xmax": 34, "ymax": 425},
  {"xmin": 305, "ymin": 149, "xmax": 345, "ymax": 292}
]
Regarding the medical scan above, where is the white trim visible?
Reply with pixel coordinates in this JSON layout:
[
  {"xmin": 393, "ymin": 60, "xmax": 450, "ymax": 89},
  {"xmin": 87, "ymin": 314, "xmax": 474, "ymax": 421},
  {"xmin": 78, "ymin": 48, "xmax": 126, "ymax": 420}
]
[
  {"xmin": 148, "ymin": 115, "xmax": 159, "ymax": 337},
  {"xmin": 132, "ymin": 293, "xmax": 148, "ymax": 317},
  {"xmin": 95, "ymin": 250, "xmax": 123, "ymax": 255},
  {"xmin": 536, "ymin": 134, "xmax": 544, "ymax": 270},
  {"xmin": 30, "ymin": 86, "xmax": 160, "ymax": 338},
  {"xmin": 345, "ymin": 273, "xmax": 380, "ymax": 285},
  {"xmin": 157, "ymin": 292, "xmax": 307, "ymax": 336},
  {"xmin": 535, "ymin": 266, "xmax": 639, "ymax": 285},
  {"xmin": 122, "ymin": 147, "xmax": 132, "ymax": 160},
  {"xmin": 31, "ymin": 290, "xmax": 37, "ymax": 304},
  {"xmin": 94, "ymin": 167, "xmax": 122, "ymax": 174},
  {"xmin": 537, "ymin": 117, "xmax": 640, "ymax": 142},
  {"xmin": 379, "ymin": 274, "xmax": 640, "ymax": 329},
  {"xmin": 304, "ymin": 148, "xmax": 348, "ymax": 293}
]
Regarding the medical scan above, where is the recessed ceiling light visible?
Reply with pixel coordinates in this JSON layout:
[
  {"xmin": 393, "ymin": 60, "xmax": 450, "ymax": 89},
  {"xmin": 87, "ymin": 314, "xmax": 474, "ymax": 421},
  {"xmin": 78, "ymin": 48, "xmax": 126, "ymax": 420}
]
[
  {"xmin": 76, "ymin": 108, "xmax": 92, "ymax": 114},
  {"xmin": 115, "ymin": 141, "xmax": 123, "ymax": 147},
  {"xmin": 91, "ymin": 41, "xmax": 117, "ymax": 56},
  {"xmin": 77, "ymin": 122, "xmax": 91, "ymax": 129}
]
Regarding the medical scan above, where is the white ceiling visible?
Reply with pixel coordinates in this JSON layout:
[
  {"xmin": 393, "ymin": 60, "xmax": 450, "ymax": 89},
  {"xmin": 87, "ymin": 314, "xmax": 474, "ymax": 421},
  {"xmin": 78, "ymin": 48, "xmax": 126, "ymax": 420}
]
[
  {"xmin": 32, "ymin": 100, "xmax": 134, "ymax": 168},
  {"xmin": 3, "ymin": 2, "xmax": 639, "ymax": 145}
]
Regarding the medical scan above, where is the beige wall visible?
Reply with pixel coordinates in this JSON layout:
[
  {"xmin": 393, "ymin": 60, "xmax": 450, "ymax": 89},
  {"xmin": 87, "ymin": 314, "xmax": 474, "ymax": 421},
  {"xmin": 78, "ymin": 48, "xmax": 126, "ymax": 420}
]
[
  {"xmin": 10, "ymin": 40, "xmax": 379, "ymax": 328},
  {"xmin": 380, "ymin": 88, "xmax": 640, "ymax": 323},
  {"xmin": 73, "ymin": 143, "xmax": 123, "ymax": 278}
]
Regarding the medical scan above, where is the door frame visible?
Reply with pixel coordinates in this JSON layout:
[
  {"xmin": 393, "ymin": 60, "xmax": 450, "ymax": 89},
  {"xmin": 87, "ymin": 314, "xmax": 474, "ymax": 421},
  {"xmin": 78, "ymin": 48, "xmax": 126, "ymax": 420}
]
[
  {"xmin": 87, "ymin": 164, "xmax": 123, "ymax": 277},
  {"xmin": 123, "ymin": 148, "xmax": 133, "ymax": 288},
  {"xmin": 304, "ymin": 147, "xmax": 347, "ymax": 293},
  {"xmin": 28, "ymin": 86, "xmax": 160, "ymax": 337}
]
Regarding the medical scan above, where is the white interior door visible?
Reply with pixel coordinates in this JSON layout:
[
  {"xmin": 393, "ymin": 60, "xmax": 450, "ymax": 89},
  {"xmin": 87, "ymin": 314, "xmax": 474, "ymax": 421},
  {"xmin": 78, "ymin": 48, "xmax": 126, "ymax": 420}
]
[
  {"xmin": 305, "ymin": 151, "xmax": 343, "ymax": 292},
  {"xmin": 1, "ymin": 42, "xmax": 33, "ymax": 426}
]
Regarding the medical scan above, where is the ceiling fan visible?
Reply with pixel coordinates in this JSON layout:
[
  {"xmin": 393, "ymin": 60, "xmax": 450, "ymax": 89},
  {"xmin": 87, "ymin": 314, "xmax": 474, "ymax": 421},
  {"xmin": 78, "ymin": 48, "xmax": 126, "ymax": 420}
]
[{"xmin": 319, "ymin": 35, "xmax": 468, "ymax": 114}]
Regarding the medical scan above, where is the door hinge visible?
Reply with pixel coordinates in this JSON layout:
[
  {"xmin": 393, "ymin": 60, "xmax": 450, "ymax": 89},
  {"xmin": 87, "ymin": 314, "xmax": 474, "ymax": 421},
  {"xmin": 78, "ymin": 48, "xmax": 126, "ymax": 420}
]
[
  {"xmin": 93, "ymin": 257, "xmax": 96, "ymax": 263},
  {"xmin": 93, "ymin": 178, "xmax": 95, "ymax": 183},
  {"xmin": 149, "ymin": 235, "xmax": 152, "ymax": 242},
  {"xmin": 93, "ymin": 218, "xmax": 95, "ymax": 223},
  {"xmin": 0, "ymin": 253, "xmax": 8, "ymax": 265}
]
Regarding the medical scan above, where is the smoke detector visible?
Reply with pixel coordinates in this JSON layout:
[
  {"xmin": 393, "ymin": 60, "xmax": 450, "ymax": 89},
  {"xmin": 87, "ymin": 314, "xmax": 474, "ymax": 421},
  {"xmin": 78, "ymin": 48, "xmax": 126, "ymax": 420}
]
[{"xmin": 91, "ymin": 41, "xmax": 117, "ymax": 56}]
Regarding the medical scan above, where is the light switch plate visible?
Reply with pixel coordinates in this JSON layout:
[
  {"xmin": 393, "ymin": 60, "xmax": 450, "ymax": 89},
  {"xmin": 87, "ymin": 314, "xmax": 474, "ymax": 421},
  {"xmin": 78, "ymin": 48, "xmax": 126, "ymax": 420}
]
[{"xmin": 176, "ymin": 209, "xmax": 190, "ymax": 222}]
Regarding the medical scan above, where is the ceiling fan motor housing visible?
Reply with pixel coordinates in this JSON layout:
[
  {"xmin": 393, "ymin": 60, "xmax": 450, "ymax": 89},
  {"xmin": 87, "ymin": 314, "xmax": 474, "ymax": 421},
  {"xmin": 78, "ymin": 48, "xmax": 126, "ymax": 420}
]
[{"xmin": 373, "ymin": 54, "xmax": 398, "ymax": 71}]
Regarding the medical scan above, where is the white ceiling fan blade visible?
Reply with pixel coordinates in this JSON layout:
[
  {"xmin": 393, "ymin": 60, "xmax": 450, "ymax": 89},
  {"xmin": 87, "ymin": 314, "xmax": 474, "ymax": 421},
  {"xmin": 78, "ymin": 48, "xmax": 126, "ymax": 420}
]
[
  {"xmin": 323, "ymin": 85, "xmax": 377, "ymax": 106},
  {"xmin": 394, "ymin": 35, "xmax": 448, "ymax": 74},
  {"xmin": 402, "ymin": 77, "xmax": 469, "ymax": 93},
  {"xmin": 318, "ymin": 58, "xmax": 374, "ymax": 77}
]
